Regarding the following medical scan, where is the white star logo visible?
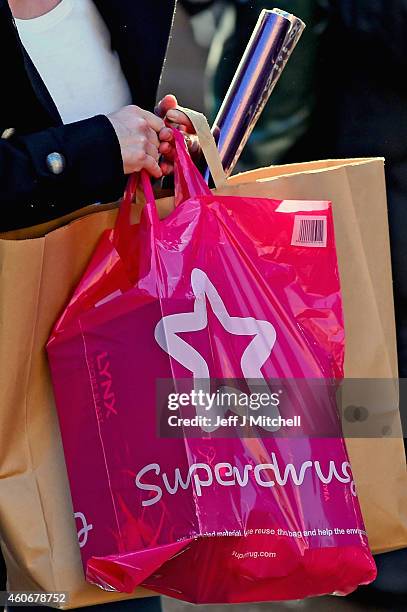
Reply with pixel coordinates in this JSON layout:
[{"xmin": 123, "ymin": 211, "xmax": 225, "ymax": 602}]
[{"xmin": 154, "ymin": 268, "xmax": 280, "ymax": 431}]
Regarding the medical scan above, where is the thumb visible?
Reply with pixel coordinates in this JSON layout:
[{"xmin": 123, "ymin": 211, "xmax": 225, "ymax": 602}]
[{"xmin": 155, "ymin": 94, "xmax": 178, "ymax": 117}]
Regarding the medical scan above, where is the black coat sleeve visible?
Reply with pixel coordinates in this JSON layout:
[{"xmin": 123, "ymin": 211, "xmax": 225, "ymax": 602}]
[{"xmin": 0, "ymin": 114, "xmax": 125, "ymax": 232}]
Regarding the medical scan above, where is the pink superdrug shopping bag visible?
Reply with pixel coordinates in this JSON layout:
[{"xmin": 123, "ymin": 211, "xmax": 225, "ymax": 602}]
[{"xmin": 47, "ymin": 130, "xmax": 376, "ymax": 603}]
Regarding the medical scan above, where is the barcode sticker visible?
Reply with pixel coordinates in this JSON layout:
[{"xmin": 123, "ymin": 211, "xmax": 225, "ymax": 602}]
[{"xmin": 291, "ymin": 215, "xmax": 327, "ymax": 247}]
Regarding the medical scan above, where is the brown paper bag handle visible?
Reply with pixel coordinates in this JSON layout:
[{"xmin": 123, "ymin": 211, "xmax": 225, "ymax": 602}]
[{"xmin": 177, "ymin": 106, "xmax": 227, "ymax": 189}]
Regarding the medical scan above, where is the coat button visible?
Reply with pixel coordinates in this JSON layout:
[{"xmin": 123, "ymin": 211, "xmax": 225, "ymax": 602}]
[
  {"xmin": 46, "ymin": 152, "xmax": 65, "ymax": 175},
  {"xmin": 1, "ymin": 128, "xmax": 16, "ymax": 139}
]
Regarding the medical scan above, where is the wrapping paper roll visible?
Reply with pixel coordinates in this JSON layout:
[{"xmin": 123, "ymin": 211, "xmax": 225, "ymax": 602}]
[{"xmin": 207, "ymin": 8, "xmax": 305, "ymax": 180}]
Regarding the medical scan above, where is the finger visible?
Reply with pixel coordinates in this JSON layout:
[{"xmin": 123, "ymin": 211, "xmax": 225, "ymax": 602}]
[
  {"xmin": 165, "ymin": 121, "xmax": 188, "ymax": 133},
  {"xmin": 166, "ymin": 109, "xmax": 194, "ymax": 133},
  {"xmin": 159, "ymin": 141, "xmax": 173, "ymax": 155},
  {"xmin": 158, "ymin": 127, "xmax": 174, "ymax": 142},
  {"xmin": 146, "ymin": 142, "xmax": 160, "ymax": 161},
  {"xmin": 159, "ymin": 160, "xmax": 174, "ymax": 176},
  {"xmin": 163, "ymin": 148, "xmax": 176, "ymax": 162},
  {"xmin": 154, "ymin": 94, "xmax": 177, "ymax": 119},
  {"xmin": 154, "ymin": 94, "xmax": 178, "ymax": 118},
  {"xmin": 143, "ymin": 155, "xmax": 163, "ymax": 179},
  {"xmin": 161, "ymin": 149, "xmax": 176, "ymax": 163},
  {"xmin": 159, "ymin": 139, "xmax": 176, "ymax": 161},
  {"xmin": 146, "ymin": 127, "xmax": 160, "ymax": 148},
  {"xmin": 140, "ymin": 109, "xmax": 165, "ymax": 132}
]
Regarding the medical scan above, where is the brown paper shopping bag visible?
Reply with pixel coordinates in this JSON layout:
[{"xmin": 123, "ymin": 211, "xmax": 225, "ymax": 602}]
[
  {"xmin": 0, "ymin": 206, "xmax": 159, "ymax": 609},
  {"xmin": 181, "ymin": 107, "xmax": 407, "ymax": 553},
  {"xmin": 222, "ymin": 160, "xmax": 407, "ymax": 553},
  {"xmin": 0, "ymin": 110, "xmax": 406, "ymax": 609}
]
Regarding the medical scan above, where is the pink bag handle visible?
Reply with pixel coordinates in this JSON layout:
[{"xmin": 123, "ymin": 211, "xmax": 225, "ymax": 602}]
[
  {"xmin": 140, "ymin": 169, "xmax": 159, "ymax": 227},
  {"xmin": 114, "ymin": 127, "xmax": 211, "ymax": 250},
  {"xmin": 139, "ymin": 129, "xmax": 213, "ymax": 228},
  {"xmin": 113, "ymin": 168, "xmax": 158, "ymax": 252},
  {"xmin": 113, "ymin": 171, "xmax": 139, "ymax": 252}
]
